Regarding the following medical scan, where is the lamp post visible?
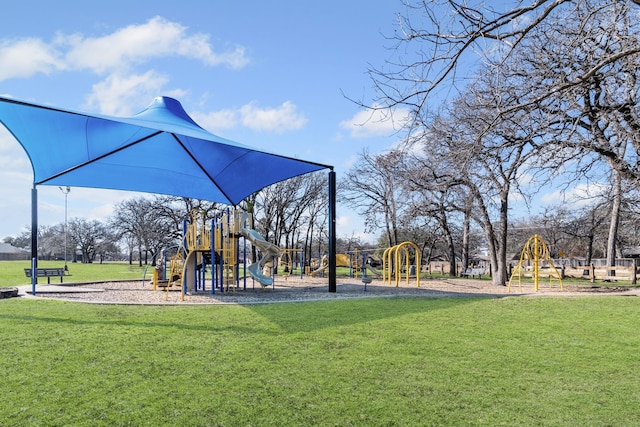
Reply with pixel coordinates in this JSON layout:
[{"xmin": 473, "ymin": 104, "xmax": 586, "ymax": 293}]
[{"xmin": 59, "ymin": 186, "xmax": 70, "ymax": 269}]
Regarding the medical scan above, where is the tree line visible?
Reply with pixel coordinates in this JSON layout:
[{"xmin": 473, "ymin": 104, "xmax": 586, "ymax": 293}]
[
  {"xmin": 343, "ymin": 0, "xmax": 640, "ymax": 285},
  {"xmin": 3, "ymin": 172, "xmax": 340, "ymax": 267},
  {"xmin": 5, "ymin": 1, "xmax": 640, "ymax": 285}
]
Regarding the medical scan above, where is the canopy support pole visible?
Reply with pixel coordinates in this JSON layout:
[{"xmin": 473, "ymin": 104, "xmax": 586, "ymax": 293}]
[
  {"xmin": 328, "ymin": 170, "xmax": 336, "ymax": 292},
  {"xmin": 31, "ymin": 185, "xmax": 38, "ymax": 295}
]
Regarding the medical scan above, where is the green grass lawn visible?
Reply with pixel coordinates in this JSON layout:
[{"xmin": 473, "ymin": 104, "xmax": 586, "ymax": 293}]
[
  {"xmin": 1, "ymin": 261, "xmax": 362, "ymax": 288},
  {"xmin": 1, "ymin": 295, "xmax": 640, "ymax": 426},
  {"xmin": 1, "ymin": 260, "xmax": 150, "ymax": 286}
]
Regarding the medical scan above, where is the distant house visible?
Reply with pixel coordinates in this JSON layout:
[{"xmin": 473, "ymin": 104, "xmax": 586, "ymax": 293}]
[
  {"xmin": 0, "ymin": 242, "xmax": 29, "ymax": 261},
  {"xmin": 622, "ymin": 247, "xmax": 640, "ymax": 258}
]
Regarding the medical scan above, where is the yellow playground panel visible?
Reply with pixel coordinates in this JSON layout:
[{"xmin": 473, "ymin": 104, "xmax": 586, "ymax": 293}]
[
  {"xmin": 508, "ymin": 234, "xmax": 563, "ymax": 292},
  {"xmin": 185, "ymin": 209, "xmax": 212, "ymax": 252},
  {"xmin": 214, "ymin": 209, "xmax": 245, "ymax": 288},
  {"xmin": 382, "ymin": 241, "xmax": 421, "ymax": 287}
]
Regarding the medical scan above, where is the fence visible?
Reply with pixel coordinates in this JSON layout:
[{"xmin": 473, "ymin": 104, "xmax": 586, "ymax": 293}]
[{"xmin": 424, "ymin": 259, "xmax": 640, "ymax": 284}]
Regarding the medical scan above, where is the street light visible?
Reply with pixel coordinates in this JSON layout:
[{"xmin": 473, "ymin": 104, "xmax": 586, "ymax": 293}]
[{"xmin": 59, "ymin": 186, "xmax": 70, "ymax": 269}]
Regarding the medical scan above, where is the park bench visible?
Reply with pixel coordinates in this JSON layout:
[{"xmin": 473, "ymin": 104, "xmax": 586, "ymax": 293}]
[
  {"xmin": 24, "ymin": 267, "xmax": 68, "ymax": 284},
  {"xmin": 461, "ymin": 267, "xmax": 485, "ymax": 278}
]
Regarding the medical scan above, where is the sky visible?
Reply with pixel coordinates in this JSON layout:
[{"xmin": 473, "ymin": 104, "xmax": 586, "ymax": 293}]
[
  {"xmin": 0, "ymin": 0, "xmax": 413, "ymax": 241},
  {"xmin": 0, "ymin": 1, "xmax": 593, "ymax": 244}
]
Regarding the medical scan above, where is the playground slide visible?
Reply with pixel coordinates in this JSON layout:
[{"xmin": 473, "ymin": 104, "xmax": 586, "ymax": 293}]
[
  {"xmin": 181, "ymin": 250, "xmax": 205, "ymax": 293},
  {"xmin": 240, "ymin": 227, "xmax": 281, "ymax": 286}
]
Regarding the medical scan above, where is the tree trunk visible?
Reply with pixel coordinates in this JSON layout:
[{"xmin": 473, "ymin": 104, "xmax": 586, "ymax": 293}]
[
  {"xmin": 606, "ymin": 169, "xmax": 622, "ymax": 277},
  {"xmin": 447, "ymin": 230, "xmax": 457, "ymax": 276},
  {"xmin": 495, "ymin": 196, "xmax": 509, "ymax": 286},
  {"xmin": 461, "ymin": 211, "xmax": 471, "ymax": 273}
]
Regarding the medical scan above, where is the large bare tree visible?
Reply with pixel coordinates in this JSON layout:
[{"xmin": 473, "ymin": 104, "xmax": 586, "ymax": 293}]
[
  {"xmin": 252, "ymin": 172, "xmax": 328, "ymax": 267},
  {"xmin": 368, "ymin": 0, "xmax": 639, "ymax": 119},
  {"xmin": 340, "ymin": 149, "xmax": 407, "ymax": 247}
]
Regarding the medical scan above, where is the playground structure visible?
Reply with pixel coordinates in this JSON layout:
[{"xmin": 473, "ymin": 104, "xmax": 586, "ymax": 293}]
[
  {"xmin": 382, "ymin": 242, "xmax": 421, "ymax": 287},
  {"xmin": 278, "ymin": 248, "xmax": 304, "ymax": 278},
  {"xmin": 152, "ymin": 222, "xmax": 424, "ymax": 297},
  {"xmin": 153, "ymin": 209, "xmax": 282, "ymax": 299},
  {"xmin": 307, "ymin": 243, "xmax": 421, "ymax": 289},
  {"xmin": 308, "ymin": 250, "xmax": 382, "ymax": 280},
  {"xmin": 239, "ymin": 223, "xmax": 281, "ymax": 286},
  {"xmin": 508, "ymin": 234, "xmax": 563, "ymax": 292}
]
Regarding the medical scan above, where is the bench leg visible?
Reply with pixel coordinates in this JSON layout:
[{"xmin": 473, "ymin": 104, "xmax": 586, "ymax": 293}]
[{"xmin": 47, "ymin": 277, "xmax": 51, "ymax": 284}]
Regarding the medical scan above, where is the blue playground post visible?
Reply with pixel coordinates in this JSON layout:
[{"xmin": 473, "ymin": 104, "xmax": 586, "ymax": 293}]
[
  {"xmin": 299, "ymin": 250, "xmax": 303, "ymax": 279},
  {"xmin": 213, "ymin": 214, "xmax": 219, "ymax": 291},
  {"xmin": 31, "ymin": 257, "xmax": 37, "ymax": 296}
]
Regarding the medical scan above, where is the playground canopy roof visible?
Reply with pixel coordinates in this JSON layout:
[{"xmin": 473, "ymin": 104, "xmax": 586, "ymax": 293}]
[{"xmin": 0, "ymin": 95, "xmax": 331, "ymax": 205}]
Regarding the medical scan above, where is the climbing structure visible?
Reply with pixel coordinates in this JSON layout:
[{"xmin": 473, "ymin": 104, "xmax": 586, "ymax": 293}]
[
  {"xmin": 508, "ymin": 234, "xmax": 563, "ymax": 292},
  {"xmin": 152, "ymin": 208, "xmax": 282, "ymax": 300},
  {"xmin": 382, "ymin": 242, "xmax": 421, "ymax": 287}
]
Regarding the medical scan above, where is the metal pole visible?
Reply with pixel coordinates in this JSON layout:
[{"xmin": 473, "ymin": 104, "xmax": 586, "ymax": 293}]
[
  {"xmin": 328, "ymin": 170, "xmax": 336, "ymax": 292},
  {"xmin": 30, "ymin": 185, "xmax": 39, "ymax": 295},
  {"xmin": 213, "ymin": 215, "xmax": 218, "ymax": 291},
  {"xmin": 59, "ymin": 186, "xmax": 70, "ymax": 269}
]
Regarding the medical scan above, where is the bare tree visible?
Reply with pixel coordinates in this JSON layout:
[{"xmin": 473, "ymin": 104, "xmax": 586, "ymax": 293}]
[
  {"xmin": 3, "ymin": 231, "xmax": 31, "ymax": 250},
  {"xmin": 340, "ymin": 150, "xmax": 407, "ymax": 247},
  {"xmin": 252, "ymin": 172, "xmax": 328, "ymax": 267},
  {"xmin": 67, "ymin": 218, "xmax": 105, "ymax": 263},
  {"xmin": 562, "ymin": 203, "xmax": 610, "ymax": 263},
  {"xmin": 404, "ymin": 87, "xmax": 535, "ymax": 285},
  {"xmin": 366, "ymin": 1, "xmax": 639, "ymax": 123},
  {"xmin": 484, "ymin": 1, "xmax": 640, "ymax": 273},
  {"xmin": 401, "ymin": 149, "xmax": 464, "ymax": 276},
  {"xmin": 110, "ymin": 197, "xmax": 175, "ymax": 265},
  {"xmin": 149, "ymin": 195, "xmax": 222, "ymax": 242}
]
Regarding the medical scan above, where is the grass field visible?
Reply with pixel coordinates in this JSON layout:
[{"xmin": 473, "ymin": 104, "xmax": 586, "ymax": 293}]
[
  {"xmin": 2, "ymin": 260, "xmax": 363, "ymax": 287},
  {"xmin": 2, "ymin": 261, "xmax": 640, "ymax": 425},
  {"xmin": 3, "ymin": 259, "xmax": 631, "ymax": 290},
  {"xmin": 2, "ymin": 287, "xmax": 640, "ymax": 425},
  {"xmin": 1, "ymin": 260, "xmax": 150, "ymax": 286}
]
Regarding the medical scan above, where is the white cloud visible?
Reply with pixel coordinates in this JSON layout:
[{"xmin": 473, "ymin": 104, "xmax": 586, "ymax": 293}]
[
  {"xmin": 191, "ymin": 109, "xmax": 239, "ymax": 131},
  {"xmin": 84, "ymin": 71, "xmax": 173, "ymax": 115},
  {"xmin": 62, "ymin": 16, "xmax": 249, "ymax": 74},
  {"xmin": 0, "ymin": 38, "xmax": 65, "ymax": 80},
  {"xmin": 342, "ymin": 154, "xmax": 358, "ymax": 169},
  {"xmin": 340, "ymin": 105, "xmax": 409, "ymax": 138},
  {"xmin": 193, "ymin": 101, "xmax": 308, "ymax": 133},
  {"xmin": 83, "ymin": 73, "xmax": 187, "ymax": 116},
  {"xmin": 240, "ymin": 101, "xmax": 307, "ymax": 132},
  {"xmin": 337, "ymin": 215, "xmax": 351, "ymax": 229},
  {"xmin": 0, "ymin": 16, "xmax": 249, "ymax": 83}
]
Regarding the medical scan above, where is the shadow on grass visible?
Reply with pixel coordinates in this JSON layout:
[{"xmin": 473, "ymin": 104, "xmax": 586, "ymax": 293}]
[
  {"xmin": 246, "ymin": 288, "xmax": 496, "ymax": 334},
  {"xmin": 0, "ymin": 289, "xmax": 497, "ymax": 335}
]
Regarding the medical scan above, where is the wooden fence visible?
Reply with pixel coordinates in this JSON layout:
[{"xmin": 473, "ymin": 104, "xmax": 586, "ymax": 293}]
[
  {"xmin": 425, "ymin": 260, "xmax": 640, "ymax": 284},
  {"xmin": 558, "ymin": 264, "xmax": 639, "ymax": 283}
]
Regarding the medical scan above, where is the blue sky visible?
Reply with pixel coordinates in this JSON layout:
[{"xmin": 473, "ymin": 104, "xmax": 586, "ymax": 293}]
[
  {"xmin": 0, "ymin": 1, "xmax": 411, "ymax": 240},
  {"xmin": 0, "ymin": 1, "xmax": 594, "ymax": 243}
]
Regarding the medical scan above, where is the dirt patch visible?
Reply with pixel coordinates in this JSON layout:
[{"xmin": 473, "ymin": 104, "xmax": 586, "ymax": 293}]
[{"xmin": 20, "ymin": 276, "xmax": 639, "ymax": 305}]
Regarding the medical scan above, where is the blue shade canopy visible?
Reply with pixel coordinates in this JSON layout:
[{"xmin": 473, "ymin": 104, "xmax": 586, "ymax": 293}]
[{"xmin": 0, "ymin": 96, "xmax": 330, "ymax": 205}]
